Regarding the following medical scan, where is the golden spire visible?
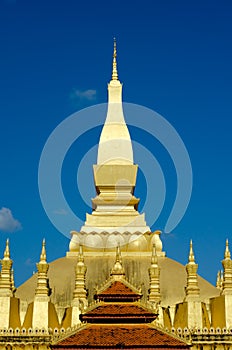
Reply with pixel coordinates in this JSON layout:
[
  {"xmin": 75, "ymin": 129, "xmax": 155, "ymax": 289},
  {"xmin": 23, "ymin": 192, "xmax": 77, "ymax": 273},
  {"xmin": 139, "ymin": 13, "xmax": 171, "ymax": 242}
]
[
  {"xmin": 112, "ymin": 38, "xmax": 118, "ymax": 81},
  {"xmin": 224, "ymin": 239, "xmax": 231, "ymax": 259},
  {"xmin": 111, "ymin": 245, "xmax": 125, "ymax": 277},
  {"xmin": 222, "ymin": 239, "xmax": 232, "ymax": 295},
  {"xmin": 0, "ymin": 239, "xmax": 13, "ymax": 296},
  {"xmin": 148, "ymin": 244, "xmax": 161, "ymax": 304},
  {"xmin": 77, "ymin": 244, "xmax": 84, "ymax": 263},
  {"xmin": 185, "ymin": 240, "xmax": 200, "ymax": 300},
  {"xmin": 151, "ymin": 244, "xmax": 158, "ymax": 266},
  {"xmin": 35, "ymin": 240, "xmax": 50, "ymax": 297},
  {"xmin": 116, "ymin": 245, "xmax": 122, "ymax": 264},
  {"xmin": 40, "ymin": 238, "xmax": 47, "ymax": 263},
  {"xmin": 188, "ymin": 239, "xmax": 195, "ymax": 263},
  {"xmin": 4, "ymin": 239, "xmax": 10, "ymax": 260},
  {"xmin": 73, "ymin": 245, "xmax": 87, "ymax": 307}
]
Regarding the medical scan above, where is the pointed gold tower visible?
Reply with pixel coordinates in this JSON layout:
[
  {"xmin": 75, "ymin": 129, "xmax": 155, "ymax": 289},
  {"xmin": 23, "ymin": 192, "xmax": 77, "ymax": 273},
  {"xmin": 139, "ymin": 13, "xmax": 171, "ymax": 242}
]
[
  {"xmin": 148, "ymin": 244, "xmax": 161, "ymax": 304},
  {"xmin": 110, "ymin": 245, "xmax": 125, "ymax": 279},
  {"xmin": 70, "ymin": 245, "xmax": 87, "ymax": 326},
  {"xmin": 211, "ymin": 239, "xmax": 232, "ymax": 328},
  {"xmin": 185, "ymin": 240, "xmax": 200, "ymax": 300},
  {"xmin": 97, "ymin": 38, "xmax": 133, "ymax": 165},
  {"xmin": 222, "ymin": 239, "xmax": 232, "ymax": 294},
  {"xmin": 0, "ymin": 239, "xmax": 14, "ymax": 296},
  {"xmin": 32, "ymin": 239, "xmax": 51, "ymax": 329},
  {"xmin": 73, "ymin": 245, "xmax": 87, "ymax": 305},
  {"xmin": 0, "ymin": 240, "xmax": 20, "ymax": 329},
  {"xmin": 35, "ymin": 239, "xmax": 50, "ymax": 298},
  {"xmin": 70, "ymin": 40, "xmax": 152, "ymax": 252}
]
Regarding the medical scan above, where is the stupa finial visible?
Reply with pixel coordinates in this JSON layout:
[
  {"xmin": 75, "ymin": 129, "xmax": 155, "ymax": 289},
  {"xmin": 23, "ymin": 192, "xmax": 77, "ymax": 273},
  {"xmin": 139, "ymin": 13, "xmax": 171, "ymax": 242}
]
[
  {"xmin": 222, "ymin": 239, "xmax": 232, "ymax": 294},
  {"xmin": 111, "ymin": 245, "xmax": 125, "ymax": 277},
  {"xmin": 188, "ymin": 239, "xmax": 195, "ymax": 263},
  {"xmin": 185, "ymin": 239, "xmax": 200, "ymax": 300},
  {"xmin": 148, "ymin": 244, "xmax": 161, "ymax": 304},
  {"xmin": 112, "ymin": 37, "xmax": 118, "ymax": 81},
  {"xmin": 3, "ymin": 239, "xmax": 10, "ymax": 260},
  {"xmin": 35, "ymin": 239, "xmax": 50, "ymax": 298},
  {"xmin": 0, "ymin": 239, "xmax": 13, "ymax": 296},
  {"xmin": 224, "ymin": 239, "xmax": 231, "ymax": 259},
  {"xmin": 40, "ymin": 239, "xmax": 47, "ymax": 263},
  {"xmin": 151, "ymin": 244, "xmax": 158, "ymax": 265}
]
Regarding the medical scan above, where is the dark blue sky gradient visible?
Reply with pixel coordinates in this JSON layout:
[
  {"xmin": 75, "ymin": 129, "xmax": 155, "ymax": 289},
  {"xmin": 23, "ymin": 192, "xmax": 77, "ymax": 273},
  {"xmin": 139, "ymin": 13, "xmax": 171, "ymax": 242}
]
[{"xmin": 0, "ymin": 0, "xmax": 232, "ymax": 286}]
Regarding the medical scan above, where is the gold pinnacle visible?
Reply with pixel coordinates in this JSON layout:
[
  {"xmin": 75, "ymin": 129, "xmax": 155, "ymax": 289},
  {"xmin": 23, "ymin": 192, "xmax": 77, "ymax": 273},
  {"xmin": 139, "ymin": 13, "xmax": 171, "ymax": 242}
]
[
  {"xmin": 116, "ymin": 245, "xmax": 121, "ymax": 262},
  {"xmin": 112, "ymin": 38, "xmax": 118, "ymax": 81},
  {"xmin": 188, "ymin": 239, "xmax": 195, "ymax": 263},
  {"xmin": 4, "ymin": 239, "xmax": 10, "ymax": 260},
  {"xmin": 78, "ymin": 244, "xmax": 84, "ymax": 263},
  {"xmin": 224, "ymin": 239, "xmax": 231, "ymax": 259},
  {"xmin": 40, "ymin": 239, "xmax": 47, "ymax": 262},
  {"xmin": 151, "ymin": 244, "xmax": 158, "ymax": 265}
]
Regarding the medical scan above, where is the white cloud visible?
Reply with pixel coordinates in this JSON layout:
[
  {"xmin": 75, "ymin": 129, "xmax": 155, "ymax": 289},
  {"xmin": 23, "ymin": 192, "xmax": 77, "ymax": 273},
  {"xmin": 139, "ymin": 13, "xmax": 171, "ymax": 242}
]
[
  {"xmin": 70, "ymin": 89, "xmax": 97, "ymax": 102},
  {"xmin": 0, "ymin": 207, "xmax": 22, "ymax": 233}
]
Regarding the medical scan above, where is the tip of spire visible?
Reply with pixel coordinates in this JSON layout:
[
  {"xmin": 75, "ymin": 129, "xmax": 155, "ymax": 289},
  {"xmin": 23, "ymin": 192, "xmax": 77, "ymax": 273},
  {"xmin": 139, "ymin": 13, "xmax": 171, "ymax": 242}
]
[
  {"xmin": 111, "ymin": 245, "xmax": 125, "ymax": 277},
  {"xmin": 77, "ymin": 244, "xmax": 84, "ymax": 263},
  {"xmin": 151, "ymin": 244, "xmax": 158, "ymax": 265},
  {"xmin": 188, "ymin": 239, "xmax": 195, "ymax": 263},
  {"xmin": 114, "ymin": 37, "xmax": 116, "ymax": 51},
  {"xmin": 112, "ymin": 37, "xmax": 119, "ymax": 81},
  {"xmin": 116, "ymin": 244, "xmax": 121, "ymax": 260},
  {"xmin": 40, "ymin": 239, "xmax": 47, "ymax": 262},
  {"xmin": 4, "ymin": 239, "xmax": 10, "ymax": 260},
  {"xmin": 224, "ymin": 239, "xmax": 231, "ymax": 259}
]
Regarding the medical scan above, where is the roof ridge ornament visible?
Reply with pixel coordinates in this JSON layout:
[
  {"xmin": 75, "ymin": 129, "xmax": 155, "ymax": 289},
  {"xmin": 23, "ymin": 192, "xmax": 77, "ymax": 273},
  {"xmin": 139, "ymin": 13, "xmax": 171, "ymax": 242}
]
[{"xmin": 111, "ymin": 245, "xmax": 125, "ymax": 278}]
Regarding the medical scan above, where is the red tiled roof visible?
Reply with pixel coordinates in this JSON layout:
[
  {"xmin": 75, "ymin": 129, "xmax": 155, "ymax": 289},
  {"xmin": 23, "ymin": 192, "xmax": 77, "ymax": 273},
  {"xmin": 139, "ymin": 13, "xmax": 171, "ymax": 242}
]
[
  {"xmin": 81, "ymin": 304, "xmax": 157, "ymax": 323},
  {"xmin": 97, "ymin": 281, "xmax": 141, "ymax": 301},
  {"xmin": 54, "ymin": 325, "xmax": 189, "ymax": 349}
]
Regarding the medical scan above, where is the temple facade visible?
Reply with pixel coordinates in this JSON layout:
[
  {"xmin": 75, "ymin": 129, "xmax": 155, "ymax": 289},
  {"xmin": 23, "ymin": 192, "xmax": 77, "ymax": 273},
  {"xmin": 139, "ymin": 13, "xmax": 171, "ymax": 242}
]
[{"xmin": 0, "ymin": 42, "xmax": 232, "ymax": 349}]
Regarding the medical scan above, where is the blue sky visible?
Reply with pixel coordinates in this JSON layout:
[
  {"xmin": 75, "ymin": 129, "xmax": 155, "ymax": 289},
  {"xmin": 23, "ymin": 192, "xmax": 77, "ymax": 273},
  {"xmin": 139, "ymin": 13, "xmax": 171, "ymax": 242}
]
[{"xmin": 0, "ymin": 0, "xmax": 232, "ymax": 286}]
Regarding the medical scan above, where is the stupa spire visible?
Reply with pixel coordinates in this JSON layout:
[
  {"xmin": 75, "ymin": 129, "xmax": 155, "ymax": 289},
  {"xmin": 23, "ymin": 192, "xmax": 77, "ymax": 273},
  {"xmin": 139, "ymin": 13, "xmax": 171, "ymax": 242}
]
[
  {"xmin": 71, "ymin": 245, "xmax": 87, "ymax": 325},
  {"xmin": 188, "ymin": 239, "xmax": 195, "ymax": 264},
  {"xmin": 224, "ymin": 239, "xmax": 231, "ymax": 259},
  {"xmin": 40, "ymin": 238, "xmax": 47, "ymax": 262},
  {"xmin": 148, "ymin": 244, "xmax": 161, "ymax": 304},
  {"xmin": 222, "ymin": 239, "xmax": 232, "ymax": 294},
  {"xmin": 32, "ymin": 240, "xmax": 52, "ymax": 330},
  {"xmin": 73, "ymin": 245, "xmax": 87, "ymax": 304},
  {"xmin": 185, "ymin": 240, "xmax": 200, "ymax": 300},
  {"xmin": 0, "ymin": 239, "xmax": 13, "ymax": 296},
  {"xmin": 70, "ymin": 39, "xmax": 150, "ymax": 252},
  {"xmin": 96, "ymin": 38, "xmax": 133, "ymax": 165},
  {"xmin": 111, "ymin": 245, "xmax": 125, "ymax": 278},
  {"xmin": 4, "ymin": 239, "xmax": 10, "ymax": 260},
  {"xmin": 35, "ymin": 239, "xmax": 50, "ymax": 297},
  {"xmin": 112, "ymin": 38, "xmax": 118, "ymax": 81},
  {"xmin": 0, "ymin": 239, "xmax": 15, "ymax": 328}
]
